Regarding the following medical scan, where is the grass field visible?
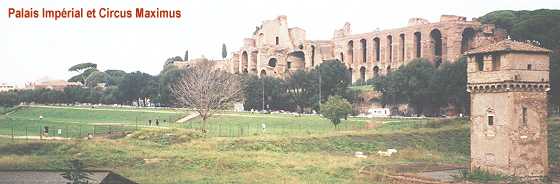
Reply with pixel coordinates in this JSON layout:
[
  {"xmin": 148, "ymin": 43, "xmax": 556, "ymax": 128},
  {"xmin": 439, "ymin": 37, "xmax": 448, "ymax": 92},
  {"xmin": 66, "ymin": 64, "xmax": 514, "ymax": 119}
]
[
  {"xmin": 0, "ymin": 106, "xmax": 558, "ymax": 183},
  {"xmin": 0, "ymin": 106, "xmax": 185, "ymax": 138},
  {"xmin": 178, "ymin": 112, "xmax": 428, "ymax": 137},
  {"xmin": 0, "ymin": 106, "xmax": 427, "ymax": 138}
]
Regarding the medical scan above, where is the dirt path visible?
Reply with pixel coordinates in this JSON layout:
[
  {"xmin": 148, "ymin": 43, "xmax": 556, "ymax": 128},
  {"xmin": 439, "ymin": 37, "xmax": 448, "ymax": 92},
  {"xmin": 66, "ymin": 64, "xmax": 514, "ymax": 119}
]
[{"xmin": 176, "ymin": 113, "xmax": 200, "ymax": 123}]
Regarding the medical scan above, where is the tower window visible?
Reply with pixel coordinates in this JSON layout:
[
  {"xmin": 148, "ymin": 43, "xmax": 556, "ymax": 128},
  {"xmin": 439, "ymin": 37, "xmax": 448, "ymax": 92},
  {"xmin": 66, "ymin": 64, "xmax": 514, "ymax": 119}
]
[
  {"xmin": 287, "ymin": 62, "xmax": 292, "ymax": 69},
  {"xmin": 476, "ymin": 55, "xmax": 484, "ymax": 71},
  {"xmin": 522, "ymin": 107, "xmax": 528, "ymax": 127},
  {"xmin": 275, "ymin": 37, "xmax": 279, "ymax": 45},
  {"xmin": 491, "ymin": 54, "xmax": 500, "ymax": 71},
  {"xmin": 527, "ymin": 64, "xmax": 532, "ymax": 70},
  {"xmin": 488, "ymin": 116, "xmax": 494, "ymax": 126}
]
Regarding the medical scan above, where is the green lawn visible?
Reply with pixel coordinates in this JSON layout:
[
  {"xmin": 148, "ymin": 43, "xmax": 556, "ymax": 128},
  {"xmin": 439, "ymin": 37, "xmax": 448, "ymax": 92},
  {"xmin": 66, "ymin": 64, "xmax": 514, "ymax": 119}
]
[
  {"xmin": 179, "ymin": 112, "xmax": 366, "ymax": 136},
  {"xmin": 0, "ymin": 106, "xmax": 428, "ymax": 138},
  {"xmin": 0, "ymin": 106, "xmax": 185, "ymax": 138}
]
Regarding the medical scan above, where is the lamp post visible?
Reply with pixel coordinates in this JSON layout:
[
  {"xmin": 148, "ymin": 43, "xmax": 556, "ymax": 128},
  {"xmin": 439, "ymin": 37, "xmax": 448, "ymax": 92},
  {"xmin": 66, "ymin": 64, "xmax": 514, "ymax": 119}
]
[
  {"xmin": 262, "ymin": 77, "xmax": 265, "ymax": 112},
  {"xmin": 318, "ymin": 65, "xmax": 322, "ymax": 107}
]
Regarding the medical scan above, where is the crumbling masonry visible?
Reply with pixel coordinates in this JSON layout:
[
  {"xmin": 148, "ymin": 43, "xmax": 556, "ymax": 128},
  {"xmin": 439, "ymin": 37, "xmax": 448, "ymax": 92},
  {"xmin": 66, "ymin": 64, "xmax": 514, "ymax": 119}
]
[{"xmin": 221, "ymin": 15, "xmax": 506, "ymax": 82}]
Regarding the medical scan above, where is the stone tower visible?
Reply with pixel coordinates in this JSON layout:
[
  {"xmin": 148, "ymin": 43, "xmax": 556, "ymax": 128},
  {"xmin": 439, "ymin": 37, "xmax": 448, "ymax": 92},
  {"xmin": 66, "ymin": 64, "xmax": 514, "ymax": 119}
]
[{"xmin": 465, "ymin": 40, "xmax": 552, "ymax": 177}]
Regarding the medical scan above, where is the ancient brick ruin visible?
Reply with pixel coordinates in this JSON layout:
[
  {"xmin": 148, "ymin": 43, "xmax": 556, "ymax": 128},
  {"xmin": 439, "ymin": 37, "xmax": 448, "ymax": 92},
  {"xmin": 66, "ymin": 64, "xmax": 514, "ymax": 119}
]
[
  {"xmin": 221, "ymin": 15, "xmax": 506, "ymax": 82},
  {"xmin": 466, "ymin": 40, "xmax": 552, "ymax": 177}
]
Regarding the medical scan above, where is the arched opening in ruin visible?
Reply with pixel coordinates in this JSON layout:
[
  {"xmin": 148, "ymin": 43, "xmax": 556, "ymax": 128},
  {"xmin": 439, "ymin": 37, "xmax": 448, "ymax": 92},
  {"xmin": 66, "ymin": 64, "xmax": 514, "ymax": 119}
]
[
  {"xmin": 241, "ymin": 51, "xmax": 248, "ymax": 72},
  {"xmin": 275, "ymin": 36, "xmax": 279, "ymax": 45},
  {"xmin": 414, "ymin": 32, "xmax": 422, "ymax": 58},
  {"xmin": 311, "ymin": 45, "xmax": 316, "ymax": 67},
  {"xmin": 347, "ymin": 40, "xmax": 354, "ymax": 64},
  {"xmin": 359, "ymin": 67, "xmax": 366, "ymax": 84},
  {"xmin": 287, "ymin": 51, "xmax": 305, "ymax": 70},
  {"xmin": 461, "ymin": 28, "xmax": 475, "ymax": 54},
  {"xmin": 373, "ymin": 66, "xmax": 380, "ymax": 78},
  {"xmin": 260, "ymin": 70, "xmax": 267, "ymax": 77},
  {"xmin": 243, "ymin": 69, "xmax": 248, "ymax": 73},
  {"xmin": 387, "ymin": 35, "xmax": 393, "ymax": 63},
  {"xmin": 340, "ymin": 52, "xmax": 344, "ymax": 62},
  {"xmin": 268, "ymin": 58, "xmax": 277, "ymax": 67},
  {"xmin": 373, "ymin": 37, "xmax": 380, "ymax": 62},
  {"xmin": 430, "ymin": 29, "xmax": 443, "ymax": 63},
  {"xmin": 360, "ymin": 39, "xmax": 367, "ymax": 63},
  {"xmin": 399, "ymin": 34, "xmax": 405, "ymax": 62}
]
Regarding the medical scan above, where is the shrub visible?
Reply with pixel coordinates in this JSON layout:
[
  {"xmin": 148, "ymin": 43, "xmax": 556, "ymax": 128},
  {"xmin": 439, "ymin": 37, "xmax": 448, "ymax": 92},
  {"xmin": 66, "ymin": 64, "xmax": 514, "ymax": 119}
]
[{"xmin": 320, "ymin": 96, "xmax": 353, "ymax": 128}]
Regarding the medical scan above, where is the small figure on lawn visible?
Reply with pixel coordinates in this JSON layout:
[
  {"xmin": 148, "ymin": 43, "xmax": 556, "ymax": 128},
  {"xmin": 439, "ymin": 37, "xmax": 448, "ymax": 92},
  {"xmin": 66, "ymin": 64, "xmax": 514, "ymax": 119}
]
[
  {"xmin": 261, "ymin": 123, "xmax": 266, "ymax": 133},
  {"xmin": 148, "ymin": 120, "xmax": 152, "ymax": 126},
  {"xmin": 43, "ymin": 126, "xmax": 49, "ymax": 137},
  {"xmin": 156, "ymin": 119, "xmax": 159, "ymax": 126}
]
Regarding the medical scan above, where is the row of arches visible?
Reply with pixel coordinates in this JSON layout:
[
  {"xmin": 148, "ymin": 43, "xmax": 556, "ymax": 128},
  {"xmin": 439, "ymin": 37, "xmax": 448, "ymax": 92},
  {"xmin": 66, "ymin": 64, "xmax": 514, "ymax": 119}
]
[
  {"xmin": 340, "ymin": 28, "xmax": 476, "ymax": 66},
  {"xmin": 238, "ymin": 51, "xmax": 307, "ymax": 77},
  {"xmin": 239, "ymin": 45, "xmax": 318, "ymax": 74},
  {"xmin": 240, "ymin": 51, "xmax": 258, "ymax": 73},
  {"xmin": 349, "ymin": 65, "xmax": 388, "ymax": 82}
]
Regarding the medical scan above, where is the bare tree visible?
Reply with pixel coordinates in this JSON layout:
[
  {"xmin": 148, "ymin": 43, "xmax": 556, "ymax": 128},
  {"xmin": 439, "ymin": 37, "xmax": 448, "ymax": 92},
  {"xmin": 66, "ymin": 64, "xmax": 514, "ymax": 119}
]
[{"xmin": 171, "ymin": 61, "xmax": 242, "ymax": 132}]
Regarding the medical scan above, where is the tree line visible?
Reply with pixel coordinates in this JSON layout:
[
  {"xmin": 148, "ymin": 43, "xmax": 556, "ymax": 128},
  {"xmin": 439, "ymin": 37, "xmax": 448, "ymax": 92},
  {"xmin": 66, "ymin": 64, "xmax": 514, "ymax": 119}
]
[
  {"xmin": 240, "ymin": 59, "xmax": 355, "ymax": 113},
  {"xmin": 0, "ymin": 63, "xmax": 176, "ymax": 107},
  {"xmin": 370, "ymin": 58, "xmax": 467, "ymax": 116}
]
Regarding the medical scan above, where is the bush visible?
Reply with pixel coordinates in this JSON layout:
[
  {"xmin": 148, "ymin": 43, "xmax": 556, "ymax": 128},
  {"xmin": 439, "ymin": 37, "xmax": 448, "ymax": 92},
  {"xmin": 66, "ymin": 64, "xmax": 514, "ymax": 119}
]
[{"xmin": 320, "ymin": 96, "xmax": 352, "ymax": 127}]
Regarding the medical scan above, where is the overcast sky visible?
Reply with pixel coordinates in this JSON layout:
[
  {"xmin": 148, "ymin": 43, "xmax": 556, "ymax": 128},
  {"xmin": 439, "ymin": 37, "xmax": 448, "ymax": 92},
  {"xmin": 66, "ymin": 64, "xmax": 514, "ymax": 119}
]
[{"xmin": 1, "ymin": 0, "xmax": 558, "ymax": 86}]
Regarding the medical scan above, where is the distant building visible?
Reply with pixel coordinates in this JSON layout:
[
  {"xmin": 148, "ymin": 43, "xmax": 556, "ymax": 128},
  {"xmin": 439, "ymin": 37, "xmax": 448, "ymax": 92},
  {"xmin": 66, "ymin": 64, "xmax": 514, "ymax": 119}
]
[
  {"xmin": 26, "ymin": 80, "xmax": 82, "ymax": 91},
  {"xmin": 0, "ymin": 170, "xmax": 137, "ymax": 184},
  {"xmin": 0, "ymin": 83, "xmax": 16, "ymax": 92},
  {"xmin": 367, "ymin": 108, "xmax": 390, "ymax": 117}
]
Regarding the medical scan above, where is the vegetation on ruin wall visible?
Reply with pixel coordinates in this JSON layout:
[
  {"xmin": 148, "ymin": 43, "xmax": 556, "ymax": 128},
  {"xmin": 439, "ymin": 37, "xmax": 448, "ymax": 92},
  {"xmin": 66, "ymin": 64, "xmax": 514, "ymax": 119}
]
[{"xmin": 480, "ymin": 9, "xmax": 560, "ymax": 108}]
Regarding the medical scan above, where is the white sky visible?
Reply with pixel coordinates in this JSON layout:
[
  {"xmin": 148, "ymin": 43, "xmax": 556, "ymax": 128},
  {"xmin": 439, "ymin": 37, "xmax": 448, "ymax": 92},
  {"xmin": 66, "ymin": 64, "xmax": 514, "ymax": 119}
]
[{"xmin": 1, "ymin": 0, "xmax": 558, "ymax": 86}]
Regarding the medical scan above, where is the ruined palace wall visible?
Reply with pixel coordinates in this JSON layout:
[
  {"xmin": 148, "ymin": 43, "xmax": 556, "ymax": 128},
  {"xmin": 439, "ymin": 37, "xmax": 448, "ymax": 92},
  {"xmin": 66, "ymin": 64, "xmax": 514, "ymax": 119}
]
[
  {"xmin": 333, "ymin": 17, "xmax": 504, "ymax": 82},
  {"xmin": 228, "ymin": 15, "xmax": 504, "ymax": 81}
]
